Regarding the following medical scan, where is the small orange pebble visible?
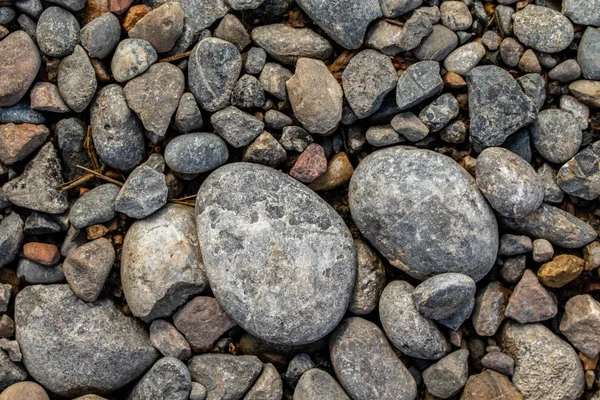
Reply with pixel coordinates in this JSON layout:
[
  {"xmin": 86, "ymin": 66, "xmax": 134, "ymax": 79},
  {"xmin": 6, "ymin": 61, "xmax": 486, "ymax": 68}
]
[
  {"xmin": 79, "ymin": 187, "xmax": 90, "ymax": 197},
  {"xmin": 579, "ymin": 352, "xmax": 598, "ymax": 370},
  {"xmin": 87, "ymin": 224, "xmax": 109, "ymax": 240},
  {"xmin": 113, "ymin": 234, "xmax": 124, "ymax": 246},
  {"xmin": 444, "ymin": 72, "xmax": 467, "ymax": 90},
  {"xmin": 123, "ymin": 4, "xmax": 152, "ymax": 31},
  {"xmin": 23, "ymin": 242, "xmax": 60, "ymax": 266}
]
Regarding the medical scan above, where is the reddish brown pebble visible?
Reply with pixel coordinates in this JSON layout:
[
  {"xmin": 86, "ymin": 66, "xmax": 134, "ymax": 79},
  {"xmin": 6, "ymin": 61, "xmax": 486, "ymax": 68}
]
[
  {"xmin": 30, "ymin": 82, "xmax": 70, "ymax": 113},
  {"xmin": 290, "ymin": 143, "xmax": 328, "ymax": 183},
  {"xmin": 461, "ymin": 370, "xmax": 523, "ymax": 400},
  {"xmin": 123, "ymin": 5, "xmax": 152, "ymax": 31},
  {"xmin": 537, "ymin": 254, "xmax": 585, "ymax": 288},
  {"xmin": 309, "ymin": 152, "xmax": 354, "ymax": 191},
  {"xmin": 172, "ymin": 296, "xmax": 237, "ymax": 352},
  {"xmin": 505, "ymin": 269, "xmax": 557, "ymax": 323},
  {"xmin": 110, "ymin": 0, "xmax": 133, "ymax": 14},
  {"xmin": 23, "ymin": 243, "xmax": 60, "ymax": 266},
  {"xmin": 0, "ymin": 381, "xmax": 50, "ymax": 400},
  {"xmin": 81, "ymin": 0, "xmax": 110, "ymax": 25},
  {"xmin": 0, "ymin": 123, "xmax": 50, "ymax": 165},
  {"xmin": 444, "ymin": 71, "xmax": 467, "ymax": 90},
  {"xmin": 0, "ymin": 31, "xmax": 41, "ymax": 107},
  {"xmin": 86, "ymin": 224, "xmax": 109, "ymax": 240},
  {"xmin": 90, "ymin": 58, "xmax": 111, "ymax": 82},
  {"xmin": 149, "ymin": 319, "xmax": 192, "ymax": 360}
]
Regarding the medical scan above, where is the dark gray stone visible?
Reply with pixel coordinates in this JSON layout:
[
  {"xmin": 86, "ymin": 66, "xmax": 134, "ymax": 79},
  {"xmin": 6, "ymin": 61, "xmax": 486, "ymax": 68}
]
[
  {"xmin": 440, "ymin": 120, "xmax": 467, "ymax": 143},
  {"xmin": 0, "ymin": 31, "xmax": 41, "ymax": 107},
  {"xmin": 227, "ymin": 0, "xmax": 265, "ymax": 9},
  {"xmin": 245, "ymin": 363, "xmax": 283, "ymax": 400},
  {"xmin": 0, "ymin": 102, "xmax": 46, "ymax": 124},
  {"xmin": 174, "ymin": 92, "xmax": 204, "ymax": 133},
  {"xmin": 476, "ymin": 147, "xmax": 544, "ymax": 218},
  {"xmin": 128, "ymin": 2, "xmax": 184, "ymax": 53},
  {"xmin": 379, "ymin": 281, "xmax": 449, "ymax": 360},
  {"xmin": 557, "ymin": 141, "xmax": 600, "ymax": 200},
  {"xmin": 295, "ymin": 0, "xmax": 381, "ymax": 49},
  {"xmin": 245, "ymin": 47, "xmax": 267, "ymax": 75},
  {"xmin": 413, "ymin": 273, "xmax": 476, "ymax": 322},
  {"xmin": 395, "ymin": 61, "xmax": 443, "ymax": 110},
  {"xmin": 513, "ymin": 5, "xmax": 574, "ymax": 53},
  {"xmin": 280, "ymin": 126, "xmax": 313, "ymax": 152},
  {"xmin": 14, "ymin": 0, "xmax": 43, "ymax": 19},
  {"xmin": 17, "ymin": 14, "xmax": 36, "ymax": 42},
  {"xmin": 63, "ymin": 238, "xmax": 114, "ymax": 302},
  {"xmin": 501, "ymin": 322, "xmax": 584, "ymax": 400},
  {"xmin": 46, "ymin": 0, "xmax": 84, "ymax": 11},
  {"xmin": 81, "ymin": 12, "xmax": 120, "ymax": 58},
  {"xmin": 500, "ymin": 203, "xmax": 597, "ymax": 249},
  {"xmin": 549, "ymin": 59, "xmax": 582, "ymax": 83},
  {"xmin": 414, "ymin": 24, "xmax": 458, "ymax": 61},
  {"xmin": 500, "ymin": 255, "xmax": 527, "ymax": 285},
  {"xmin": 498, "ymin": 234, "xmax": 532, "ymax": 256},
  {"xmin": 282, "ymin": 354, "xmax": 315, "ymax": 388},
  {"xmin": 419, "ymin": 93, "xmax": 459, "ymax": 132},
  {"xmin": 214, "ymin": 14, "xmax": 250, "ymax": 51},
  {"xmin": 122, "ymin": 204, "xmax": 207, "ymax": 322},
  {"xmin": 0, "ymin": 212, "xmax": 23, "ymax": 268},
  {"xmin": 61, "ymin": 226, "xmax": 86, "ymax": 257},
  {"xmin": 472, "ymin": 281, "xmax": 510, "ymax": 337},
  {"xmin": 114, "ymin": 164, "xmax": 167, "ymax": 219},
  {"xmin": 195, "ymin": 163, "xmax": 356, "ymax": 345},
  {"xmin": 36, "ymin": 7, "xmax": 80, "ymax": 57},
  {"xmin": 481, "ymin": 351, "xmax": 515, "ymax": 376},
  {"xmin": 391, "ymin": 112, "xmax": 429, "ymax": 142},
  {"xmin": 380, "ymin": 0, "xmax": 423, "ymax": 17},
  {"xmin": 90, "ymin": 84, "xmax": 145, "ymax": 171},
  {"xmin": 259, "ymin": 62, "xmax": 292, "ymax": 100},
  {"xmin": 56, "ymin": 118, "xmax": 85, "ymax": 152},
  {"xmin": 500, "ymin": 37, "xmax": 525, "ymax": 68},
  {"xmin": 211, "ymin": 106, "xmax": 263, "ymax": 148},
  {"xmin": 0, "ymin": 7, "xmax": 15, "ymax": 24},
  {"xmin": 188, "ymin": 38, "xmax": 242, "ymax": 112},
  {"xmin": 264, "ymin": 110, "xmax": 292, "ymax": 130},
  {"xmin": 466, "ymin": 65, "xmax": 538, "ymax": 149},
  {"xmin": 0, "ymin": 351, "xmax": 26, "ymax": 390},
  {"xmin": 174, "ymin": 0, "xmax": 228, "ymax": 52},
  {"xmin": 531, "ymin": 109, "xmax": 581, "ymax": 164},
  {"xmin": 15, "ymin": 284, "xmax": 159, "ymax": 397},
  {"xmin": 16, "ymin": 259, "xmax": 64, "ymax": 283},
  {"xmin": 538, "ymin": 163, "xmax": 564, "ymax": 203},
  {"xmin": 397, "ymin": 12, "xmax": 433, "ymax": 52},
  {"xmin": 164, "ymin": 133, "xmax": 228, "ymax": 174},
  {"xmin": 124, "ymin": 63, "xmax": 185, "ymax": 143},
  {"xmin": 231, "ymin": 74, "xmax": 265, "ymax": 109},
  {"xmin": 342, "ymin": 49, "xmax": 397, "ymax": 119},
  {"xmin": 243, "ymin": 131, "xmax": 287, "ymax": 166},
  {"xmin": 294, "ymin": 369, "xmax": 349, "ymax": 400},
  {"xmin": 422, "ymin": 350, "xmax": 469, "ymax": 398},
  {"xmin": 188, "ymin": 354, "xmax": 262, "ymax": 399},
  {"xmin": 501, "ymin": 128, "xmax": 532, "ymax": 164},
  {"xmin": 57, "ymin": 45, "xmax": 97, "ymax": 113},
  {"xmin": 111, "ymin": 39, "xmax": 158, "ymax": 83},
  {"xmin": 70, "ymin": 184, "xmax": 120, "ymax": 229},
  {"xmin": 578, "ymin": 27, "xmax": 600, "ymax": 80},
  {"xmin": 329, "ymin": 317, "xmax": 417, "ymax": 400},
  {"xmin": 24, "ymin": 212, "xmax": 61, "ymax": 235},
  {"xmin": 517, "ymin": 73, "xmax": 546, "ymax": 110},
  {"xmin": 562, "ymin": 0, "xmax": 600, "ymax": 26},
  {"xmin": 349, "ymin": 147, "xmax": 498, "ymax": 281},
  {"xmin": 2, "ymin": 143, "xmax": 68, "ymax": 214},
  {"xmin": 128, "ymin": 357, "xmax": 191, "ymax": 400}
]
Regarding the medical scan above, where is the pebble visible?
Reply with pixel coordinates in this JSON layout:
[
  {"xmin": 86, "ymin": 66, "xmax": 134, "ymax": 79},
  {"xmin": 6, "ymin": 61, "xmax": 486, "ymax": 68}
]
[
  {"xmin": 440, "ymin": 1, "xmax": 472, "ymax": 31},
  {"xmin": 211, "ymin": 106, "xmax": 263, "ymax": 148},
  {"xmin": 0, "ymin": 315, "xmax": 14, "ymax": 338},
  {"xmin": 419, "ymin": 93, "xmax": 459, "ymax": 132},
  {"xmin": 505, "ymin": 269, "xmax": 557, "ymax": 323},
  {"xmin": 538, "ymin": 254, "xmax": 585, "ymax": 288},
  {"xmin": 443, "ymin": 42, "xmax": 486, "ymax": 76},
  {"xmin": 481, "ymin": 30, "xmax": 501, "ymax": 50},
  {"xmin": 365, "ymin": 125, "xmax": 404, "ymax": 147},
  {"xmin": 36, "ymin": 7, "xmax": 80, "ymax": 57},
  {"xmin": 46, "ymin": 0, "xmax": 84, "ymax": 11},
  {"xmin": 329, "ymin": 317, "xmax": 417, "ymax": 400},
  {"xmin": 500, "ymin": 37, "xmax": 525, "ymax": 67},
  {"xmin": 188, "ymin": 38, "xmax": 242, "ymax": 112},
  {"xmin": 149, "ymin": 319, "xmax": 192, "ymax": 360},
  {"xmin": 549, "ymin": 59, "xmax": 581, "ymax": 83},
  {"xmin": 259, "ymin": 62, "xmax": 292, "ymax": 100},
  {"xmin": 164, "ymin": 133, "xmax": 228, "ymax": 174},
  {"xmin": 80, "ymin": 12, "xmax": 120, "ymax": 58},
  {"xmin": 63, "ymin": 238, "xmax": 114, "ymax": 302},
  {"xmin": 294, "ymin": 368, "xmax": 349, "ymax": 400},
  {"xmin": 476, "ymin": 147, "xmax": 543, "ymax": 218},
  {"xmin": 380, "ymin": 0, "xmax": 423, "ymax": 17},
  {"xmin": 308, "ymin": 152, "xmax": 354, "ymax": 191},
  {"xmin": 243, "ymin": 131, "xmax": 287, "ymax": 166},
  {"xmin": 174, "ymin": 92, "xmax": 203, "ymax": 133},
  {"xmin": 379, "ymin": 280, "xmax": 449, "ymax": 359},
  {"xmin": 584, "ymin": 242, "xmax": 600, "ymax": 269},
  {"xmin": 423, "ymin": 349, "xmax": 469, "ymax": 398},
  {"xmin": 127, "ymin": 357, "xmax": 191, "ymax": 400},
  {"xmin": 461, "ymin": 370, "xmax": 523, "ymax": 400},
  {"xmin": 214, "ymin": 14, "xmax": 250, "ymax": 51},
  {"xmin": 24, "ymin": 212, "xmax": 61, "ymax": 235},
  {"xmin": 471, "ymin": 281, "xmax": 510, "ymax": 336},
  {"xmin": 57, "ymin": 45, "xmax": 97, "ymax": 113},
  {"xmin": 500, "ymin": 255, "xmax": 527, "ymax": 284},
  {"xmin": 111, "ymin": 39, "xmax": 158, "ymax": 83},
  {"xmin": 282, "ymin": 354, "xmax": 315, "ymax": 387},
  {"xmin": 264, "ymin": 110, "xmax": 292, "ymax": 130},
  {"xmin": 15, "ymin": 285, "xmax": 158, "ymax": 397},
  {"xmin": 364, "ymin": 20, "xmax": 404, "ymax": 55},
  {"xmin": 560, "ymin": 95, "xmax": 589, "ymax": 130},
  {"xmin": 2, "ymin": 143, "xmax": 68, "ymax": 214},
  {"xmin": 501, "ymin": 322, "xmax": 584, "ymax": 400},
  {"xmin": 228, "ymin": 0, "xmax": 265, "ymax": 9},
  {"xmin": 245, "ymin": 47, "xmax": 266, "ymax": 75},
  {"xmin": 245, "ymin": 363, "xmax": 283, "ymax": 400},
  {"xmin": 390, "ymin": 112, "xmax": 429, "ymax": 141},
  {"xmin": 69, "ymin": 184, "xmax": 120, "ymax": 229},
  {"xmin": 0, "ymin": 284, "xmax": 10, "ymax": 313},
  {"xmin": 128, "ymin": 2, "xmax": 183, "ymax": 53},
  {"xmin": 174, "ymin": 0, "xmax": 228, "ymax": 48},
  {"xmin": 531, "ymin": 109, "xmax": 581, "ymax": 164},
  {"xmin": 188, "ymin": 354, "xmax": 262, "ymax": 399},
  {"xmin": 251, "ymin": 24, "xmax": 332, "ymax": 65},
  {"xmin": 569, "ymin": 80, "xmax": 600, "ymax": 108},
  {"xmin": 342, "ymin": 49, "xmax": 397, "ymax": 119},
  {"xmin": 295, "ymin": 0, "xmax": 381, "ymax": 49},
  {"xmin": 289, "ymin": 144, "xmax": 327, "ymax": 183},
  {"xmin": 29, "ymin": 82, "xmax": 69, "ymax": 113},
  {"xmin": 560, "ymin": 295, "xmax": 600, "ymax": 359},
  {"xmin": 280, "ymin": 126, "xmax": 313, "ymax": 152},
  {"xmin": 518, "ymin": 49, "xmax": 541, "ymax": 74},
  {"xmin": 124, "ymin": 63, "xmax": 184, "ymax": 143},
  {"xmin": 578, "ymin": 27, "xmax": 600, "ymax": 80},
  {"xmin": 90, "ymin": 84, "xmax": 145, "ymax": 171},
  {"xmin": 349, "ymin": 147, "xmax": 498, "ymax": 281},
  {"xmin": 0, "ymin": 381, "xmax": 49, "ymax": 400},
  {"xmin": 347, "ymin": 239, "xmax": 385, "ymax": 316},
  {"xmin": 396, "ymin": 61, "xmax": 443, "ymax": 110},
  {"xmin": 412, "ymin": 273, "xmax": 475, "ymax": 325},
  {"xmin": 466, "ymin": 65, "xmax": 538, "ymax": 149},
  {"xmin": 536, "ymin": 163, "xmax": 564, "ymax": 203},
  {"xmin": 397, "ymin": 12, "xmax": 433, "ymax": 52},
  {"xmin": 121, "ymin": 204, "xmax": 207, "ymax": 322},
  {"xmin": 287, "ymin": 58, "xmax": 343, "ymax": 135},
  {"xmin": 498, "ymin": 234, "xmax": 533, "ymax": 256},
  {"xmin": 0, "ymin": 102, "xmax": 46, "ymax": 125},
  {"xmin": 0, "ymin": 350, "xmax": 26, "ymax": 391},
  {"xmin": 513, "ymin": 5, "xmax": 574, "ymax": 53},
  {"xmin": 0, "ymin": 31, "xmax": 41, "ymax": 107},
  {"xmin": 231, "ymin": 74, "xmax": 265, "ymax": 109},
  {"xmin": 16, "ymin": 259, "xmax": 65, "ymax": 284},
  {"xmin": 172, "ymin": 296, "xmax": 236, "ymax": 352},
  {"xmin": 562, "ymin": 0, "xmax": 600, "ymax": 27},
  {"xmin": 0, "ymin": 123, "xmax": 49, "ymax": 165},
  {"xmin": 189, "ymin": 383, "xmax": 207, "ymax": 400},
  {"xmin": 414, "ymin": 24, "xmax": 458, "ymax": 61},
  {"xmin": 517, "ymin": 73, "xmax": 546, "ymax": 110},
  {"xmin": 23, "ymin": 242, "xmax": 60, "ymax": 266}
]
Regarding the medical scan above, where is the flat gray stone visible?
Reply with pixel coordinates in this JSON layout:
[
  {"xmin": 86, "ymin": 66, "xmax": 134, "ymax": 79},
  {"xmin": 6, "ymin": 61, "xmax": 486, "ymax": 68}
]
[
  {"xmin": 228, "ymin": 0, "xmax": 265, "ymax": 9},
  {"xmin": 380, "ymin": 0, "xmax": 423, "ymax": 17},
  {"xmin": 391, "ymin": 112, "xmax": 429, "ymax": 141},
  {"xmin": 294, "ymin": 369, "xmax": 349, "ymax": 400},
  {"xmin": 121, "ymin": 204, "xmax": 207, "ymax": 322},
  {"xmin": 36, "ymin": 7, "xmax": 80, "ymax": 57},
  {"xmin": 395, "ymin": 61, "xmax": 443, "ymax": 110},
  {"xmin": 58, "ymin": 45, "xmax": 97, "ymax": 113},
  {"xmin": 70, "ymin": 184, "xmax": 120, "ymax": 229},
  {"xmin": 531, "ymin": 109, "xmax": 581, "ymax": 164},
  {"xmin": 15, "ymin": 284, "xmax": 158, "ymax": 397},
  {"xmin": 549, "ymin": 59, "xmax": 581, "ymax": 83},
  {"xmin": 195, "ymin": 163, "xmax": 356, "ymax": 345},
  {"xmin": 517, "ymin": 73, "xmax": 546, "ymax": 110},
  {"xmin": 16, "ymin": 259, "xmax": 65, "ymax": 284},
  {"xmin": 349, "ymin": 147, "xmax": 498, "ymax": 281},
  {"xmin": 481, "ymin": 351, "xmax": 515, "ymax": 376},
  {"xmin": 24, "ymin": 212, "xmax": 61, "ymax": 235},
  {"xmin": 164, "ymin": 132, "xmax": 229, "ymax": 174},
  {"xmin": 413, "ymin": 24, "xmax": 458, "ymax": 61},
  {"xmin": 513, "ymin": 5, "xmax": 574, "ymax": 53},
  {"xmin": 81, "ymin": 12, "xmax": 120, "ymax": 58},
  {"xmin": 149, "ymin": 320, "xmax": 192, "ymax": 360},
  {"xmin": 111, "ymin": 39, "xmax": 158, "ymax": 83},
  {"xmin": 63, "ymin": 238, "xmax": 114, "ymax": 302},
  {"xmin": 127, "ymin": 357, "xmax": 191, "ymax": 400},
  {"xmin": 419, "ymin": 93, "xmax": 459, "ymax": 132},
  {"xmin": 211, "ymin": 106, "xmax": 264, "ymax": 148},
  {"xmin": 443, "ymin": 42, "xmax": 485, "ymax": 76},
  {"xmin": 0, "ymin": 212, "xmax": 24, "ymax": 268},
  {"xmin": 348, "ymin": 238, "xmax": 386, "ymax": 315}
]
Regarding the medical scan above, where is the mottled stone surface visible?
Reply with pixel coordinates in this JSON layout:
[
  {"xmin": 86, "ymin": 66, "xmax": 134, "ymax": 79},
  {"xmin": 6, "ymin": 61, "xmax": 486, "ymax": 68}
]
[
  {"xmin": 128, "ymin": 2, "xmax": 184, "ymax": 53},
  {"xmin": 560, "ymin": 294, "xmax": 600, "ymax": 358},
  {"xmin": 505, "ymin": 270, "xmax": 557, "ymax": 323},
  {"xmin": 0, "ymin": 31, "xmax": 41, "ymax": 107},
  {"xmin": 149, "ymin": 320, "xmax": 191, "ymax": 360},
  {"xmin": 164, "ymin": 133, "xmax": 229, "ymax": 174},
  {"xmin": 174, "ymin": 92, "xmax": 204, "ymax": 133},
  {"xmin": 558, "ymin": 142, "xmax": 600, "ymax": 200},
  {"xmin": 127, "ymin": 357, "xmax": 191, "ymax": 400},
  {"xmin": 195, "ymin": 163, "xmax": 356, "ymax": 345},
  {"xmin": 0, "ymin": 351, "xmax": 26, "ymax": 391},
  {"xmin": 348, "ymin": 238, "xmax": 385, "ymax": 315},
  {"xmin": 63, "ymin": 238, "xmax": 114, "ymax": 302},
  {"xmin": 36, "ymin": 7, "xmax": 80, "ymax": 57},
  {"xmin": 513, "ymin": 5, "xmax": 574, "ymax": 53},
  {"xmin": 245, "ymin": 363, "xmax": 283, "ymax": 400},
  {"xmin": 111, "ymin": 39, "xmax": 158, "ymax": 83},
  {"xmin": 0, "ymin": 123, "xmax": 49, "ymax": 165},
  {"xmin": 471, "ymin": 282, "xmax": 510, "ymax": 337},
  {"xmin": 15, "ymin": 285, "xmax": 158, "ymax": 397},
  {"xmin": 413, "ymin": 24, "xmax": 458, "ymax": 61},
  {"xmin": 501, "ymin": 322, "xmax": 584, "ymax": 400},
  {"xmin": 562, "ymin": 0, "xmax": 600, "ymax": 27},
  {"xmin": 422, "ymin": 349, "xmax": 469, "ymax": 398},
  {"xmin": 461, "ymin": 370, "xmax": 523, "ymax": 400},
  {"xmin": 0, "ymin": 212, "xmax": 23, "ymax": 268},
  {"xmin": 58, "ymin": 45, "xmax": 97, "ymax": 113},
  {"xmin": 569, "ymin": 80, "xmax": 600, "ymax": 108},
  {"xmin": 531, "ymin": 109, "xmax": 581, "ymax": 164},
  {"xmin": 538, "ymin": 254, "xmax": 585, "ymax": 288},
  {"xmin": 30, "ymin": 82, "xmax": 69, "ymax": 113},
  {"xmin": 243, "ymin": 131, "xmax": 287, "ymax": 167},
  {"xmin": 211, "ymin": 106, "xmax": 264, "ymax": 148},
  {"xmin": 349, "ymin": 147, "xmax": 498, "ymax": 281},
  {"xmin": 395, "ymin": 61, "xmax": 443, "ymax": 110},
  {"xmin": 412, "ymin": 273, "xmax": 475, "ymax": 322},
  {"xmin": 443, "ymin": 42, "xmax": 485, "ymax": 76},
  {"xmin": 80, "ymin": 12, "xmax": 120, "ymax": 58},
  {"xmin": 121, "ymin": 204, "xmax": 207, "ymax": 322},
  {"xmin": 70, "ymin": 184, "xmax": 120, "ymax": 229},
  {"xmin": 259, "ymin": 62, "xmax": 292, "ymax": 100},
  {"xmin": 294, "ymin": 369, "xmax": 349, "ymax": 400}
]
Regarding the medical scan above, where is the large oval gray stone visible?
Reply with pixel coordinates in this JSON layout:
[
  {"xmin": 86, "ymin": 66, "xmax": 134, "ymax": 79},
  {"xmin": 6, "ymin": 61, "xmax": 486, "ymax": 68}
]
[
  {"xmin": 195, "ymin": 163, "xmax": 356, "ymax": 345},
  {"xmin": 15, "ymin": 284, "xmax": 158, "ymax": 397},
  {"xmin": 513, "ymin": 5, "xmax": 574, "ymax": 53},
  {"xmin": 122, "ymin": 204, "xmax": 208, "ymax": 322},
  {"xmin": 36, "ymin": 7, "xmax": 80, "ymax": 57},
  {"xmin": 349, "ymin": 147, "xmax": 498, "ymax": 281}
]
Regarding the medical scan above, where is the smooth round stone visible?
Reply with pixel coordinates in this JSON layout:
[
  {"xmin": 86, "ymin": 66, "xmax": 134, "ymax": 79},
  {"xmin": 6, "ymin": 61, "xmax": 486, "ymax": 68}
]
[
  {"xmin": 512, "ymin": 5, "xmax": 574, "ymax": 53},
  {"xmin": 164, "ymin": 133, "xmax": 228, "ymax": 174},
  {"xmin": 122, "ymin": 204, "xmax": 208, "ymax": 322},
  {"xmin": 111, "ymin": 39, "xmax": 158, "ymax": 83},
  {"xmin": 549, "ymin": 59, "xmax": 581, "ymax": 83},
  {"xmin": 0, "ymin": 381, "xmax": 49, "ymax": 400},
  {"xmin": 349, "ymin": 147, "xmax": 498, "ymax": 282},
  {"xmin": 531, "ymin": 109, "xmax": 581, "ymax": 164},
  {"xmin": 195, "ymin": 163, "xmax": 356, "ymax": 345},
  {"xmin": 0, "ymin": 31, "xmax": 41, "ymax": 107},
  {"xmin": 69, "ymin": 184, "xmax": 120, "ymax": 229},
  {"xmin": 80, "ymin": 12, "xmax": 120, "ymax": 59},
  {"xmin": 294, "ymin": 369, "xmax": 349, "ymax": 400},
  {"xmin": 443, "ymin": 42, "xmax": 485, "ymax": 76},
  {"xmin": 476, "ymin": 147, "xmax": 544, "ymax": 218},
  {"xmin": 15, "ymin": 285, "xmax": 158, "ymax": 397},
  {"xmin": 379, "ymin": 280, "xmax": 449, "ymax": 360},
  {"xmin": 36, "ymin": 7, "xmax": 80, "ymax": 57},
  {"xmin": 412, "ymin": 273, "xmax": 476, "ymax": 321},
  {"xmin": 57, "ymin": 45, "xmax": 97, "ymax": 113},
  {"xmin": 128, "ymin": 2, "xmax": 184, "ymax": 53},
  {"xmin": 578, "ymin": 27, "xmax": 600, "ymax": 80}
]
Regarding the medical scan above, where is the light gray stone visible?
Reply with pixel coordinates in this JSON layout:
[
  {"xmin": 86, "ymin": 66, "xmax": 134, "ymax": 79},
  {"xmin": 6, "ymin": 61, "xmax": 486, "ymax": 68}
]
[
  {"xmin": 111, "ymin": 39, "xmax": 158, "ymax": 83},
  {"xmin": 127, "ymin": 357, "xmax": 191, "ymax": 400},
  {"xmin": 531, "ymin": 109, "xmax": 581, "ymax": 164},
  {"xmin": 513, "ymin": 5, "xmax": 574, "ymax": 53}
]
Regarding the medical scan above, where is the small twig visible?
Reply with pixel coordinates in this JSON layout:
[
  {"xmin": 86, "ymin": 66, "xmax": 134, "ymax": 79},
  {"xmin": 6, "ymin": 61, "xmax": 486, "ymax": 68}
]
[
  {"xmin": 57, "ymin": 173, "xmax": 96, "ymax": 191},
  {"xmin": 168, "ymin": 199, "xmax": 196, "ymax": 206},
  {"xmin": 159, "ymin": 51, "xmax": 192, "ymax": 63},
  {"xmin": 84, "ymin": 126, "xmax": 100, "ymax": 171},
  {"xmin": 169, "ymin": 194, "xmax": 197, "ymax": 201},
  {"xmin": 75, "ymin": 165, "xmax": 124, "ymax": 186},
  {"xmin": 383, "ymin": 18, "xmax": 404, "ymax": 27}
]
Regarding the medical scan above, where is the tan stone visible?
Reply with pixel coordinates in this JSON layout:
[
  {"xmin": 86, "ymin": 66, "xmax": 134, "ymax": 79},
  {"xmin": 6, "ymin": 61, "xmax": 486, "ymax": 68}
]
[
  {"xmin": 538, "ymin": 254, "xmax": 585, "ymax": 288},
  {"xmin": 461, "ymin": 370, "xmax": 523, "ymax": 400},
  {"xmin": 0, "ymin": 381, "xmax": 49, "ymax": 400},
  {"xmin": 309, "ymin": 152, "xmax": 354, "ymax": 191}
]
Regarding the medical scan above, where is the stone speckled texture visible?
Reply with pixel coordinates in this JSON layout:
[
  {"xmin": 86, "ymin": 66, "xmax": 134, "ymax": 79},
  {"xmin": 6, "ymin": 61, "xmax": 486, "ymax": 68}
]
[
  {"xmin": 513, "ymin": 5, "xmax": 574, "ymax": 53},
  {"xmin": 211, "ymin": 106, "xmax": 264, "ymax": 148},
  {"xmin": 128, "ymin": 2, "xmax": 184, "ymax": 53},
  {"xmin": 121, "ymin": 204, "xmax": 207, "ymax": 322},
  {"xmin": 412, "ymin": 273, "xmax": 475, "ymax": 322},
  {"xmin": 0, "ymin": 123, "xmax": 49, "ymax": 165},
  {"xmin": 501, "ymin": 322, "xmax": 584, "ymax": 400},
  {"xmin": 36, "ymin": 7, "xmax": 80, "ymax": 57},
  {"xmin": 57, "ymin": 45, "xmax": 97, "ymax": 113},
  {"xmin": 195, "ymin": 163, "xmax": 356, "ymax": 345},
  {"xmin": 0, "ymin": 31, "xmax": 41, "ymax": 107},
  {"xmin": 0, "ymin": 212, "xmax": 24, "ymax": 269},
  {"xmin": 164, "ymin": 133, "xmax": 229, "ymax": 174},
  {"xmin": 348, "ymin": 238, "xmax": 385, "ymax": 315},
  {"xmin": 329, "ymin": 317, "xmax": 417, "ymax": 400},
  {"xmin": 293, "ymin": 369, "xmax": 349, "ymax": 400},
  {"xmin": 531, "ymin": 109, "xmax": 582, "ymax": 164},
  {"xmin": 111, "ymin": 39, "xmax": 158, "ymax": 83},
  {"xmin": 472, "ymin": 281, "xmax": 510, "ymax": 337},
  {"xmin": 395, "ymin": 61, "xmax": 443, "ymax": 110},
  {"xmin": 461, "ymin": 370, "xmax": 523, "ymax": 400},
  {"xmin": 127, "ymin": 357, "xmax": 191, "ymax": 400},
  {"xmin": 69, "ymin": 184, "xmax": 120, "ymax": 229},
  {"xmin": 349, "ymin": 147, "xmax": 498, "ymax": 281},
  {"xmin": 560, "ymin": 294, "xmax": 600, "ymax": 358},
  {"xmin": 557, "ymin": 141, "xmax": 600, "ymax": 200},
  {"xmin": 15, "ymin": 284, "xmax": 158, "ymax": 397},
  {"xmin": 505, "ymin": 269, "xmax": 557, "ymax": 323},
  {"xmin": 245, "ymin": 363, "xmax": 283, "ymax": 400},
  {"xmin": 422, "ymin": 349, "xmax": 469, "ymax": 398}
]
